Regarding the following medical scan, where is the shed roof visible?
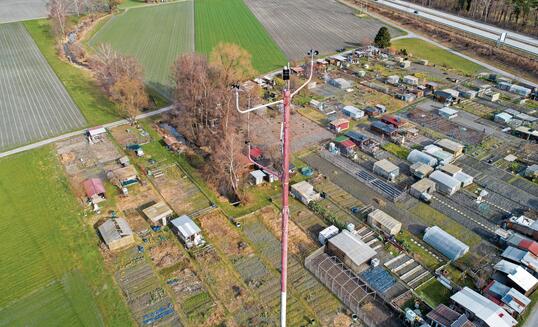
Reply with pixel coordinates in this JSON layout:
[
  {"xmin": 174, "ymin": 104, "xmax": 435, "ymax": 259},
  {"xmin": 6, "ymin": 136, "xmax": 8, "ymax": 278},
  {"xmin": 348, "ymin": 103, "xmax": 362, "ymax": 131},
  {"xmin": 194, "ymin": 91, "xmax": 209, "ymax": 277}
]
[
  {"xmin": 440, "ymin": 164, "xmax": 462, "ymax": 176},
  {"xmin": 451, "ymin": 287, "xmax": 516, "ymax": 327},
  {"xmin": 371, "ymin": 120, "xmax": 396, "ymax": 134},
  {"xmin": 430, "ymin": 170, "xmax": 461, "ymax": 189},
  {"xmin": 423, "ymin": 226, "xmax": 469, "ymax": 260},
  {"xmin": 250, "ymin": 170, "xmax": 266, "ymax": 180},
  {"xmin": 83, "ymin": 178, "xmax": 105, "ymax": 197},
  {"xmin": 519, "ymin": 239, "xmax": 538, "ymax": 257},
  {"xmin": 345, "ymin": 131, "xmax": 369, "ymax": 142},
  {"xmin": 112, "ymin": 165, "xmax": 138, "ymax": 181},
  {"xmin": 328, "ymin": 230, "xmax": 376, "ymax": 266},
  {"xmin": 330, "ymin": 118, "xmax": 350, "ymax": 127},
  {"xmin": 411, "ymin": 178, "xmax": 436, "ymax": 192},
  {"xmin": 98, "ymin": 218, "xmax": 133, "ymax": 246},
  {"xmin": 368, "ymin": 209, "xmax": 401, "ymax": 230},
  {"xmin": 373, "ymin": 159, "xmax": 398, "ymax": 173},
  {"xmin": 439, "ymin": 107, "xmax": 459, "ymax": 116},
  {"xmin": 342, "ymin": 105, "xmax": 362, "ymax": 115},
  {"xmin": 171, "ymin": 215, "xmax": 201, "ymax": 238},
  {"xmin": 435, "ymin": 139, "xmax": 464, "ymax": 152},
  {"xmin": 410, "ymin": 162, "xmax": 434, "ymax": 175},
  {"xmin": 142, "ymin": 201, "xmax": 173, "ymax": 223},
  {"xmin": 426, "ymin": 304, "xmax": 474, "ymax": 327},
  {"xmin": 339, "ymin": 140, "xmax": 356, "ymax": 148},
  {"xmin": 502, "ymin": 246, "xmax": 526, "ymax": 262}
]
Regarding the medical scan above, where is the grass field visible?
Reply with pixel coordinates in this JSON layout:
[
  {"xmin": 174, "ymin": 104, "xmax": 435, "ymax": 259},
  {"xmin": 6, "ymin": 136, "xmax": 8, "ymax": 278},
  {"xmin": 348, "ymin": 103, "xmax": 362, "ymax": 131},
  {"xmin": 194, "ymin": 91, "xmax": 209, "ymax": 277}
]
[
  {"xmin": 0, "ymin": 147, "xmax": 132, "ymax": 326},
  {"xmin": 194, "ymin": 0, "xmax": 287, "ymax": 74},
  {"xmin": 382, "ymin": 142, "xmax": 410, "ymax": 159},
  {"xmin": 90, "ymin": 1, "xmax": 194, "ymax": 97},
  {"xmin": 415, "ymin": 278, "xmax": 452, "ymax": 308},
  {"xmin": 391, "ymin": 38, "xmax": 485, "ymax": 76},
  {"xmin": 23, "ymin": 19, "xmax": 120, "ymax": 125}
]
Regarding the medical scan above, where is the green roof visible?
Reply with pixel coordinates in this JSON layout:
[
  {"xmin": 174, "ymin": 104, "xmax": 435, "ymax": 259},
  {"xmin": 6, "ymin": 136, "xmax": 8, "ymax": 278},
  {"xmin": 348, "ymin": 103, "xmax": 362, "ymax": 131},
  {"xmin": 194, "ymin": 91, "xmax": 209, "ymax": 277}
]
[{"xmin": 335, "ymin": 136, "xmax": 350, "ymax": 143}]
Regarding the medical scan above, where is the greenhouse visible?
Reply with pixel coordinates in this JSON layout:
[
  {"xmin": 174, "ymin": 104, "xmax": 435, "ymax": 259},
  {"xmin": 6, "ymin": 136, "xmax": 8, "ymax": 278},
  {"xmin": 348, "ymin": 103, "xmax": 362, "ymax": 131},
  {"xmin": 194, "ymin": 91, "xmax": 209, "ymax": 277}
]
[{"xmin": 423, "ymin": 226, "xmax": 469, "ymax": 261}]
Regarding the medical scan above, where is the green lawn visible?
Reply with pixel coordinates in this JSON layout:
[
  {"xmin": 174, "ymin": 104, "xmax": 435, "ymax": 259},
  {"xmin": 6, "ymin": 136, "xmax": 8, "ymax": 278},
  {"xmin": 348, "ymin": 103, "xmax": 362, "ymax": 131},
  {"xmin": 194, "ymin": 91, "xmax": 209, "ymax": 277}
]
[
  {"xmin": 382, "ymin": 142, "xmax": 410, "ymax": 159},
  {"xmin": 409, "ymin": 203, "xmax": 482, "ymax": 248},
  {"xmin": 415, "ymin": 279, "xmax": 452, "ymax": 308},
  {"xmin": 0, "ymin": 147, "xmax": 133, "ymax": 326},
  {"xmin": 391, "ymin": 38, "xmax": 485, "ymax": 76},
  {"xmin": 23, "ymin": 20, "xmax": 120, "ymax": 125},
  {"xmin": 194, "ymin": 0, "xmax": 287, "ymax": 74},
  {"xmin": 396, "ymin": 230, "xmax": 442, "ymax": 270},
  {"xmin": 90, "ymin": 1, "xmax": 194, "ymax": 98}
]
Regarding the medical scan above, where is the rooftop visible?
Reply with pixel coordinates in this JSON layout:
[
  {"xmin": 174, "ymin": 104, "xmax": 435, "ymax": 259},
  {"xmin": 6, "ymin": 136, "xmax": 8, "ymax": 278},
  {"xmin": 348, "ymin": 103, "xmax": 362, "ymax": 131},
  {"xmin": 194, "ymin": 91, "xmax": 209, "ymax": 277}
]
[
  {"xmin": 426, "ymin": 304, "xmax": 474, "ymax": 327},
  {"xmin": 435, "ymin": 138, "xmax": 464, "ymax": 152},
  {"xmin": 170, "ymin": 215, "xmax": 201, "ymax": 238},
  {"xmin": 98, "ymin": 218, "xmax": 133, "ymax": 246},
  {"xmin": 410, "ymin": 178, "xmax": 436, "ymax": 192},
  {"xmin": 368, "ymin": 209, "xmax": 401, "ymax": 230},
  {"xmin": 494, "ymin": 260, "xmax": 538, "ymax": 292},
  {"xmin": 439, "ymin": 164, "xmax": 462, "ymax": 176},
  {"xmin": 83, "ymin": 178, "xmax": 105, "ymax": 197},
  {"xmin": 430, "ymin": 170, "xmax": 461, "ymax": 189},
  {"xmin": 328, "ymin": 230, "xmax": 377, "ymax": 267},
  {"xmin": 451, "ymin": 287, "xmax": 517, "ymax": 327},
  {"xmin": 373, "ymin": 159, "xmax": 398, "ymax": 173},
  {"xmin": 142, "ymin": 201, "xmax": 173, "ymax": 223}
]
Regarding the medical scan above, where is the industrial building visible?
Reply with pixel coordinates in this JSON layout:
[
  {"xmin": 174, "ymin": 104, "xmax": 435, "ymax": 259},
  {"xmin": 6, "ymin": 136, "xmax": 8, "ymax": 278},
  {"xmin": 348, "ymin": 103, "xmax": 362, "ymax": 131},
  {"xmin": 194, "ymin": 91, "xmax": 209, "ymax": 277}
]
[
  {"xmin": 367, "ymin": 209, "xmax": 401, "ymax": 235},
  {"xmin": 410, "ymin": 162, "xmax": 433, "ymax": 179},
  {"xmin": 407, "ymin": 149, "xmax": 438, "ymax": 167},
  {"xmin": 451, "ymin": 287, "xmax": 517, "ymax": 327},
  {"xmin": 429, "ymin": 170, "xmax": 461, "ymax": 195},
  {"xmin": 373, "ymin": 159, "xmax": 399, "ymax": 181},
  {"xmin": 409, "ymin": 178, "xmax": 435, "ymax": 202},
  {"xmin": 435, "ymin": 139, "xmax": 464, "ymax": 157},
  {"xmin": 171, "ymin": 215, "xmax": 204, "ymax": 249},
  {"xmin": 98, "ymin": 218, "xmax": 135, "ymax": 251},
  {"xmin": 142, "ymin": 201, "xmax": 174, "ymax": 225},
  {"xmin": 423, "ymin": 226, "xmax": 469, "ymax": 260},
  {"xmin": 291, "ymin": 181, "xmax": 321, "ymax": 205},
  {"xmin": 327, "ymin": 230, "xmax": 377, "ymax": 274}
]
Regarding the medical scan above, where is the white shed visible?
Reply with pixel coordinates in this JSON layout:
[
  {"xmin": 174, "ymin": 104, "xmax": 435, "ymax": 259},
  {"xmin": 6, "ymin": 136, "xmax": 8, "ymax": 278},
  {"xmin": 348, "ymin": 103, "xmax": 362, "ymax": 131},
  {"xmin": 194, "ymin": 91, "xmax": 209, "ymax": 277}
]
[{"xmin": 171, "ymin": 215, "xmax": 205, "ymax": 248}]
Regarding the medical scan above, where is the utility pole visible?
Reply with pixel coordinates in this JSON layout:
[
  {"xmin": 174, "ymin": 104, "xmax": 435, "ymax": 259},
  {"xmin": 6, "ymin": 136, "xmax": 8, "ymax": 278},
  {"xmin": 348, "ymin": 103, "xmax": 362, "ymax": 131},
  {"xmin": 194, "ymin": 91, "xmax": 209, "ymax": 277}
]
[{"xmin": 234, "ymin": 49, "xmax": 318, "ymax": 327}]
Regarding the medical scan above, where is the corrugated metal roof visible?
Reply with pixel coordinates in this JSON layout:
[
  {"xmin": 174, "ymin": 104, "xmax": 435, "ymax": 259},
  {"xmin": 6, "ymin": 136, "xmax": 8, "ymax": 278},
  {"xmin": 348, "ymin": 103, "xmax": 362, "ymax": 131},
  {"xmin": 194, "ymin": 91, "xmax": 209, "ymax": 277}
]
[
  {"xmin": 435, "ymin": 139, "xmax": 464, "ymax": 152},
  {"xmin": 430, "ymin": 171, "xmax": 461, "ymax": 190},
  {"xmin": 451, "ymin": 287, "xmax": 516, "ymax": 327},
  {"xmin": 502, "ymin": 246, "xmax": 526, "ymax": 262},
  {"xmin": 83, "ymin": 178, "xmax": 105, "ymax": 197},
  {"xmin": 342, "ymin": 105, "xmax": 362, "ymax": 115},
  {"xmin": 371, "ymin": 120, "xmax": 396, "ymax": 134},
  {"xmin": 368, "ymin": 209, "xmax": 401, "ymax": 230},
  {"xmin": 171, "ymin": 215, "xmax": 201, "ymax": 238},
  {"xmin": 494, "ymin": 260, "xmax": 538, "ymax": 292},
  {"xmin": 328, "ymin": 230, "xmax": 376, "ymax": 266},
  {"xmin": 345, "ymin": 131, "xmax": 368, "ymax": 142},
  {"xmin": 98, "ymin": 218, "xmax": 133, "ymax": 246}
]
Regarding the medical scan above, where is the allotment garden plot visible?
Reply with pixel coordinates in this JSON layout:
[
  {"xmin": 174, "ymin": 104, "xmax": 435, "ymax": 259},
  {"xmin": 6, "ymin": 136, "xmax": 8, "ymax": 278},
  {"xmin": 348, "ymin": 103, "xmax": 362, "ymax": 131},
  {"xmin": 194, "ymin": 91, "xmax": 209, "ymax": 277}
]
[
  {"xmin": 90, "ymin": 1, "xmax": 194, "ymax": 97},
  {"xmin": 0, "ymin": 23, "xmax": 86, "ymax": 151},
  {"xmin": 244, "ymin": 0, "xmax": 403, "ymax": 59}
]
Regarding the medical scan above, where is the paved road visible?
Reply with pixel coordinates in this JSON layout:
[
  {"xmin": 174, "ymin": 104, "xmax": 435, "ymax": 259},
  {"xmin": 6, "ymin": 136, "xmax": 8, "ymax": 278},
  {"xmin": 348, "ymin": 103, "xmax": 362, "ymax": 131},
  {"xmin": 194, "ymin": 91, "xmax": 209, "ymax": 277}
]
[
  {"xmin": 0, "ymin": 106, "xmax": 173, "ymax": 159},
  {"xmin": 375, "ymin": 0, "xmax": 538, "ymax": 55},
  {"xmin": 347, "ymin": 0, "xmax": 538, "ymax": 87},
  {"xmin": 381, "ymin": 0, "xmax": 538, "ymax": 47}
]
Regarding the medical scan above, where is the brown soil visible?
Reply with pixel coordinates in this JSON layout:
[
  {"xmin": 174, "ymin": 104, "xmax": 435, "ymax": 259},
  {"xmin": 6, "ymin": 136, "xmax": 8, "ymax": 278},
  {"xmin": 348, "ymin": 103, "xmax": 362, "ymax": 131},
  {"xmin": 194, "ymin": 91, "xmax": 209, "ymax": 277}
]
[{"xmin": 199, "ymin": 213, "xmax": 253, "ymax": 257}]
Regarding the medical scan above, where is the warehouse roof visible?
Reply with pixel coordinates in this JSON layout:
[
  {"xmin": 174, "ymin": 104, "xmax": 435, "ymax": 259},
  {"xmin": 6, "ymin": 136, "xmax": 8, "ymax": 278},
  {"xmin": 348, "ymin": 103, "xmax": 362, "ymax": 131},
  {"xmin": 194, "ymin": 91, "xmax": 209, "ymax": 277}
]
[
  {"xmin": 98, "ymin": 218, "xmax": 133, "ymax": 246},
  {"xmin": 328, "ymin": 230, "xmax": 376, "ymax": 266},
  {"xmin": 373, "ymin": 159, "xmax": 398, "ymax": 173},
  {"xmin": 494, "ymin": 260, "xmax": 538, "ymax": 292},
  {"xmin": 430, "ymin": 170, "xmax": 461, "ymax": 190},
  {"xmin": 171, "ymin": 215, "xmax": 201, "ymax": 238},
  {"xmin": 451, "ymin": 287, "xmax": 516, "ymax": 327}
]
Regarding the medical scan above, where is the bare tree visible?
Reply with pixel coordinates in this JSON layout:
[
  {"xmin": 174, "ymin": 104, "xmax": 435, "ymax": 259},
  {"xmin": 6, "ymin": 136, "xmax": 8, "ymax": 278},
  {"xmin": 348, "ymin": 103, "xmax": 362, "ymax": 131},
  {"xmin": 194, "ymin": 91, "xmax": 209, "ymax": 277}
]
[
  {"xmin": 47, "ymin": 0, "xmax": 68, "ymax": 38},
  {"xmin": 171, "ymin": 43, "xmax": 255, "ymax": 198},
  {"xmin": 110, "ymin": 76, "xmax": 149, "ymax": 122}
]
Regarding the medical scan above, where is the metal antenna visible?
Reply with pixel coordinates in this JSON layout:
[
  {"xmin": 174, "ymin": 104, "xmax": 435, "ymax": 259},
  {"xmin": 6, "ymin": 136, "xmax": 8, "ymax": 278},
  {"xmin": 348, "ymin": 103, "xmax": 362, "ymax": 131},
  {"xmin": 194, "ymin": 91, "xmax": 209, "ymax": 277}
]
[{"xmin": 234, "ymin": 49, "xmax": 318, "ymax": 327}]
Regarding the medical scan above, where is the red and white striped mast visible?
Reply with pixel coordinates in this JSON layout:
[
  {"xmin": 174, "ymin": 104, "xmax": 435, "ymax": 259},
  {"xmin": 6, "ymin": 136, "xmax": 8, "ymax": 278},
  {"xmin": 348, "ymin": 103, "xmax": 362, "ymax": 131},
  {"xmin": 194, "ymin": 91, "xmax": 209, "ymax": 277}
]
[{"xmin": 234, "ymin": 49, "xmax": 318, "ymax": 327}]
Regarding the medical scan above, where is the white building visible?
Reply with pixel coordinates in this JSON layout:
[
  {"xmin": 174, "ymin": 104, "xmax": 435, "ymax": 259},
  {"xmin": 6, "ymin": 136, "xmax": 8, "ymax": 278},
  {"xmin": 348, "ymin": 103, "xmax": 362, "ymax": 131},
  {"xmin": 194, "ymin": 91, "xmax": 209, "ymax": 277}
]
[
  {"xmin": 438, "ymin": 107, "xmax": 459, "ymax": 120},
  {"xmin": 386, "ymin": 75, "xmax": 399, "ymax": 85},
  {"xmin": 171, "ymin": 215, "xmax": 205, "ymax": 249},
  {"xmin": 451, "ymin": 287, "xmax": 517, "ymax": 327},
  {"xmin": 291, "ymin": 181, "xmax": 321, "ymax": 205},
  {"xmin": 430, "ymin": 170, "xmax": 461, "ymax": 195},
  {"xmin": 373, "ymin": 159, "xmax": 399, "ymax": 181},
  {"xmin": 342, "ymin": 105, "xmax": 364, "ymax": 119},
  {"xmin": 403, "ymin": 75, "xmax": 419, "ymax": 86}
]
